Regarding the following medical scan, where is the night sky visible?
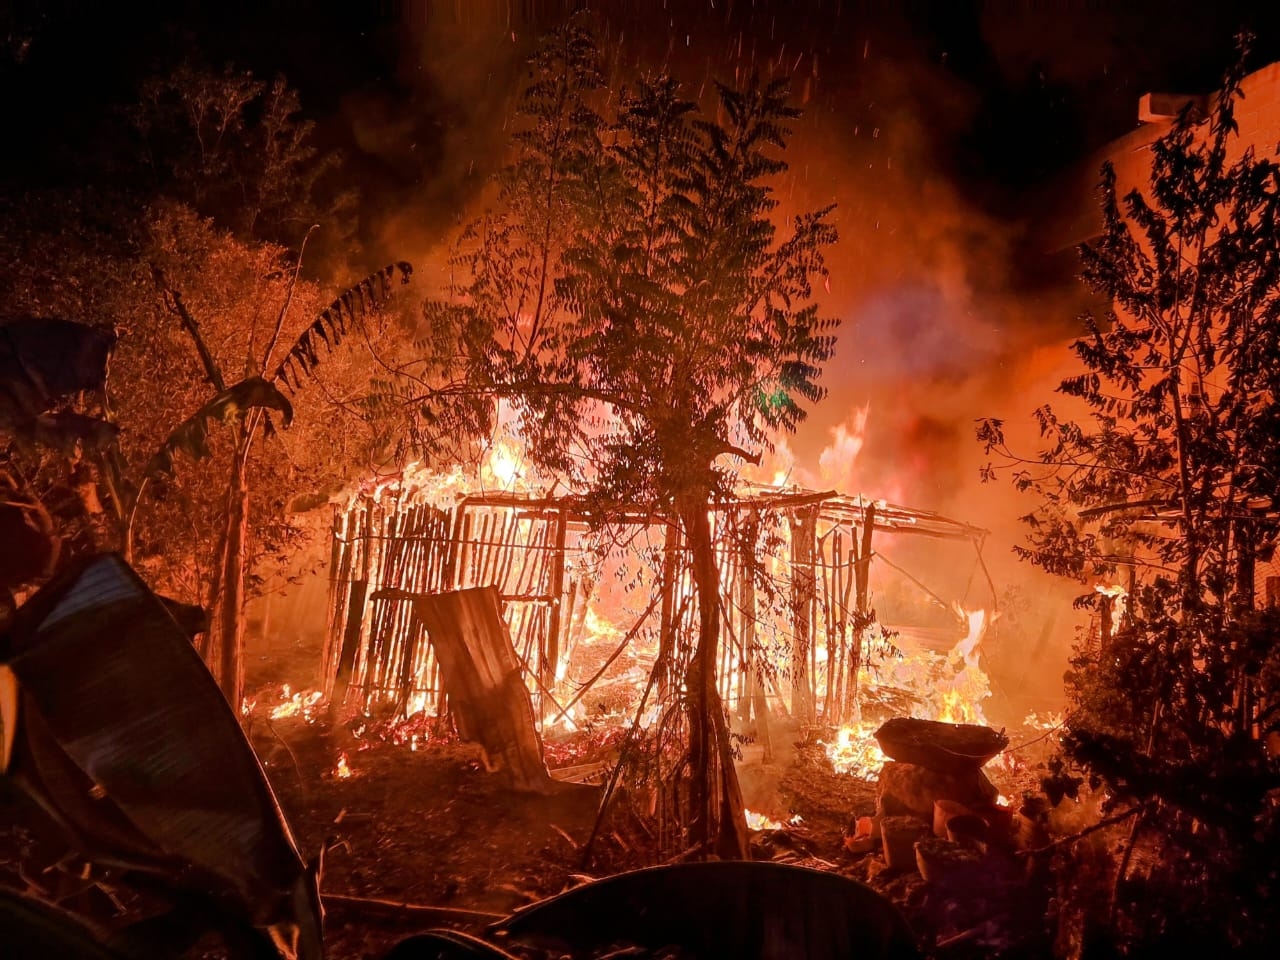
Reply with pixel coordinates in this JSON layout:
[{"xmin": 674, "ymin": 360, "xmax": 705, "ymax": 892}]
[
  {"xmin": 6, "ymin": 0, "xmax": 1280, "ymax": 558},
  {"xmin": 8, "ymin": 3, "xmax": 1280, "ymax": 224}
]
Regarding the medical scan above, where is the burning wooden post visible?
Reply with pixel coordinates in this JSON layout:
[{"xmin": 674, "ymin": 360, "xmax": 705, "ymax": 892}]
[
  {"xmin": 325, "ymin": 502, "xmax": 373, "ymax": 712},
  {"xmin": 541, "ymin": 508, "xmax": 569, "ymax": 714},
  {"xmin": 736, "ymin": 509, "xmax": 773, "ymax": 761},
  {"xmin": 789, "ymin": 505, "xmax": 818, "ymax": 724},
  {"xmin": 852, "ymin": 501, "xmax": 876, "ymax": 718}
]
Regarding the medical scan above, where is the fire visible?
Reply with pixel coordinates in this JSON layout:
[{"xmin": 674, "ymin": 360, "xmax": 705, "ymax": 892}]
[
  {"xmin": 744, "ymin": 810, "xmax": 803, "ymax": 831},
  {"xmin": 817, "ymin": 404, "xmax": 871, "ymax": 493},
  {"xmin": 824, "ymin": 720, "xmax": 890, "ymax": 778},
  {"xmin": 482, "ymin": 433, "xmax": 525, "ymax": 489},
  {"xmin": 745, "ymin": 809, "xmax": 784, "ymax": 830},
  {"xmin": 334, "ymin": 752, "xmax": 352, "ymax": 779},
  {"xmin": 824, "ymin": 605, "xmax": 996, "ymax": 779},
  {"xmin": 1095, "ymin": 582, "xmax": 1128, "ymax": 620},
  {"xmin": 268, "ymin": 685, "xmax": 325, "ymax": 721},
  {"xmin": 334, "ymin": 394, "xmax": 1004, "ymax": 789}
]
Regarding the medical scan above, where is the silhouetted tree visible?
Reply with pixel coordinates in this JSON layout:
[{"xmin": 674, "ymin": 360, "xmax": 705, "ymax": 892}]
[
  {"xmin": 1, "ymin": 60, "xmax": 398, "ymax": 708},
  {"xmin": 425, "ymin": 24, "xmax": 838, "ymax": 858},
  {"xmin": 979, "ymin": 36, "xmax": 1280, "ymax": 952}
]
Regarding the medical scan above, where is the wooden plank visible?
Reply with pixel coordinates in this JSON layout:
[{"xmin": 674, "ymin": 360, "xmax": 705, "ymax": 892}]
[
  {"xmin": 789, "ymin": 506, "xmax": 817, "ymax": 724},
  {"xmin": 411, "ymin": 587, "xmax": 551, "ymax": 793}
]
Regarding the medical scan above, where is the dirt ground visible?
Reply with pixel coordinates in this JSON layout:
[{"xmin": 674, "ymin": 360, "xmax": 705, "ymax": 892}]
[
  {"xmin": 246, "ymin": 697, "xmax": 1058, "ymax": 960},
  {"xmin": 248, "ymin": 700, "xmax": 883, "ymax": 959},
  {"xmin": 0, "ymin": 626, "xmax": 1059, "ymax": 960}
]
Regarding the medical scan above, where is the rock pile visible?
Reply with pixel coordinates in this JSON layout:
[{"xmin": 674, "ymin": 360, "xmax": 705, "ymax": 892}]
[{"xmin": 850, "ymin": 718, "xmax": 1014, "ymax": 885}]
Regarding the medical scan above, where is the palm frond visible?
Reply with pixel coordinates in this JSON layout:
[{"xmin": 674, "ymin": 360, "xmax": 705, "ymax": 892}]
[{"xmin": 271, "ymin": 262, "xmax": 412, "ymax": 390}]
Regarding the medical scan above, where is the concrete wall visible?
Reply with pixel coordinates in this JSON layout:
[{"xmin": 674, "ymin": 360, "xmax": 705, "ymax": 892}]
[{"xmin": 1042, "ymin": 60, "xmax": 1280, "ymax": 251}]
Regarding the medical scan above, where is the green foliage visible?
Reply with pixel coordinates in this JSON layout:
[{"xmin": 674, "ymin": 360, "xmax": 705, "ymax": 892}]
[
  {"xmin": 980, "ymin": 35, "xmax": 1280, "ymax": 952},
  {"xmin": 425, "ymin": 24, "xmax": 838, "ymax": 511}
]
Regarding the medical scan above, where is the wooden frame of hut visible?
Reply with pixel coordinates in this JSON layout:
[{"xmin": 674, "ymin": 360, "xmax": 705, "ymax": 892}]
[{"xmin": 322, "ymin": 480, "xmax": 991, "ymax": 734}]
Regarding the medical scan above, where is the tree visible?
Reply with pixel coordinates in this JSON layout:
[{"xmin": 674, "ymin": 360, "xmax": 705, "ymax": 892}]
[
  {"xmin": 0, "ymin": 317, "xmax": 116, "ymax": 617},
  {"xmin": 131, "ymin": 205, "xmax": 411, "ymax": 707},
  {"xmin": 129, "ymin": 61, "xmax": 356, "ymax": 257},
  {"xmin": 978, "ymin": 37, "xmax": 1280, "ymax": 952},
  {"xmin": 424, "ymin": 25, "xmax": 838, "ymax": 858},
  {"xmin": 1, "ymin": 60, "xmax": 398, "ymax": 708}
]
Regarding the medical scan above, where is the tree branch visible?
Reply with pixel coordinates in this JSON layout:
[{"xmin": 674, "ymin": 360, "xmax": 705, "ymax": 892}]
[
  {"xmin": 151, "ymin": 264, "xmax": 225, "ymax": 392},
  {"xmin": 261, "ymin": 223, "xmax": 318, "ymax": 373}
]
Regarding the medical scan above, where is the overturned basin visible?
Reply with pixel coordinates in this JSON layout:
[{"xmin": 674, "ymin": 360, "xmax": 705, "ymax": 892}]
[
  {"xmin": 874, "ymin": 717, "xmax": 1008, "ymax": 775},
  {"xmin": 495, "ymin": 860, "xmax": 920, "ymax": 959}
]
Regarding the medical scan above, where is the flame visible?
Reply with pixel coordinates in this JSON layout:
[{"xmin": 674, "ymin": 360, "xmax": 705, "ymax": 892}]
[
  {"xmin": 823, "ymin": 720, "xmax": 891, "ymax": 778},
  {"xmin": 404, "ymin": 691, "xmax": 431, "ymax": 718},
  {"xmin": 745, "ymin": 809, "xmax": 801, "ymax": 831},
  {"xmin": 337, "ymin": 395, "xmax": 1005, "ymax": 787},
  {"xmin": 952, "ymin": 606, "xmax": 987, "ymax": 669},
  {"xmin": 342, "ymin": 405, "xmax": 546, "ymax": 516},
  {"xmin": 1095, "ymin": 582, "xmax": 1128, "ymax": 621},
  {"xmin": 334, "ymin": 752, "xmax": 352, "ymax": 779},
  {"xmin": 481, "ymin": 433, "xmax": 525, "ymax": 489},
  {"xmin": 824, "ymin": 606, "xmax": 996, "ymax": 779},
  {"xmin": 269, "ymin": 686, "xmax": 325, "ymax": 721},
  {"xmin": 817, "ymin": 404, "xmax": 871, "ymax": 493}
]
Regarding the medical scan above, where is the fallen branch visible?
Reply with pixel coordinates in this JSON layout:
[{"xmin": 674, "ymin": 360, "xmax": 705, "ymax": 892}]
[
  {"xmin": 1016, "ymin": 801, "xmax": 1153, "ymax": 859},
  {"xmin": 321, "ymin": 893, "xmax": 505, "ymax": 926}
]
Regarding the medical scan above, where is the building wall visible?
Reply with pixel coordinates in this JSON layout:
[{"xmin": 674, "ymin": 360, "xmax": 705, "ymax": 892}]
[{"xmin": 1044, "ymin": 60, "xmax": 1280, "ymax": 251}]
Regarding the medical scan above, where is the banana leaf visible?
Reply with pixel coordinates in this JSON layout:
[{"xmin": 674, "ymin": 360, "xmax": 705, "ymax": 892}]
[
  {"xmin": 0, "ymin": 553, "xmax": 322, "ymax": 960},
  {"xmin": 0, "ymin": 318, "xmax": 115, "ymax": 419},
  {"xmin": 0, "ymin": 319, "xmax": 117, "ymax": 454},
  {"xmin": 143, "ymin": 376, "xmax": 294, "ymax": 478}
]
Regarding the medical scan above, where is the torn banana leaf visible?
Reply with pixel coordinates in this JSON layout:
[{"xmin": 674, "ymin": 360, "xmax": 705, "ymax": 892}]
[{"xmin": 144, "ymin": 376, "xmax": 294, "ymax": 478}]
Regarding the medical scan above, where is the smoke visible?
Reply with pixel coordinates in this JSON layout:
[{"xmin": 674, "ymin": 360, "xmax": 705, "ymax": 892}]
[
  {"xmin": 340, "ymin": 4, "xmax": 533, "ymax": 268},
  {"xmin": 352, "ymin": 2, "xmax": 1120, "ymax": 712}
]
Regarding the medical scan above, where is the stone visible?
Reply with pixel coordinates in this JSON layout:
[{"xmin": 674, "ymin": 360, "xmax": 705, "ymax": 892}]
[{"xmin": 877, "ymin": 761, "xmax": 998, "ymax": 819}]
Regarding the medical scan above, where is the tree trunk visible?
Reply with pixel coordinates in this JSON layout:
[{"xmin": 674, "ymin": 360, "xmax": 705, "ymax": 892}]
[
  {"xmin": 208, "ymin": 427, "xmax": 250, "ymax": 710},
  {"xmin": 679, "ymin": 497, "xmax": 749, "ymax": 860}
]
